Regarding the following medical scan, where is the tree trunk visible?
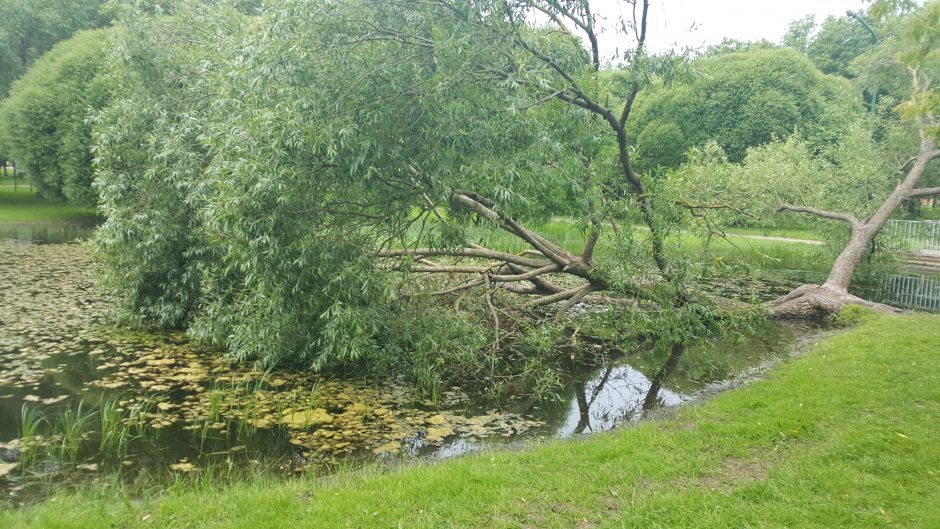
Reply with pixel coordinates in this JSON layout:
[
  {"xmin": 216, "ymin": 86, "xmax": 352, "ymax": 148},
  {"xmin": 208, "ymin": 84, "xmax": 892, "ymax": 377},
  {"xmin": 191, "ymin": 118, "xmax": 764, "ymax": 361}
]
[
  {"xmin": 773, "ymin": 136, "xmax": 940, "ymax": 318},
  {"xmin": 823, "ymin": 228, "xmax": 872, "ymax": 291},
  {"xmin": 642, "ymin": 342, "xmax": 684, "ymax": 412}
]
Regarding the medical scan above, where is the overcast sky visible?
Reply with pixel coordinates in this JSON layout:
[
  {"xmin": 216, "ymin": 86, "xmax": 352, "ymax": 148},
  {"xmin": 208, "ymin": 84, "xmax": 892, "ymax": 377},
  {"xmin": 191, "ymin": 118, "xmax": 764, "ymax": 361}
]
[{"xmin": 589, "ymin": 0, "xmax": 871, "ymax": 57}]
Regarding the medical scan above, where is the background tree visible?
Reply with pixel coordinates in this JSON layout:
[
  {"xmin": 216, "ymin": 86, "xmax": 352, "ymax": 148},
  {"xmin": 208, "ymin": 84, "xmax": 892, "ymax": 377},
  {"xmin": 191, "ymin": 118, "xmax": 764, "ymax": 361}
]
[
  {"xmin": 0, "ymin": 29, "xmax": 111, "ymax": 204},
  {"xmin": 784, "ymin": 14, "xmax": 881, "ymax": 79},
  {"xmin": 772, "ymin": 0, "xmax": 940, "ymax": 316},
  {"xmin": 629, "ymin": 47, "xmax": 865, "ymax": 171},
  {"xmin": 0, "ymin": 0, "xmax": 110, "ymax": 98}
]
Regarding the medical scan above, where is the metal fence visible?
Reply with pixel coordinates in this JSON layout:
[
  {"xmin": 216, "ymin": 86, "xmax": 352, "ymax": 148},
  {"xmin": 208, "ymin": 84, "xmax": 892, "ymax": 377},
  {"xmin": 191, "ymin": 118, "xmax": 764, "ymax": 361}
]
[
  {"xmin": 877, "ymin": 274, "xmax": 940, "ymax": 312},
  {"xmin": 883, "ymin": 219, "xmax": 940, "ymax": 252}
]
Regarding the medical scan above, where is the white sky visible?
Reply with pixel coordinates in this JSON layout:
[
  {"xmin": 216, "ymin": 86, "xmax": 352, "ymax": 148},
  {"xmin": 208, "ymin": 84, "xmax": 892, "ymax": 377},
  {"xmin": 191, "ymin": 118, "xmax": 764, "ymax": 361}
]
[{"xmin": 590, "ymin": 0, "xmax": 871, "ymax": 56}]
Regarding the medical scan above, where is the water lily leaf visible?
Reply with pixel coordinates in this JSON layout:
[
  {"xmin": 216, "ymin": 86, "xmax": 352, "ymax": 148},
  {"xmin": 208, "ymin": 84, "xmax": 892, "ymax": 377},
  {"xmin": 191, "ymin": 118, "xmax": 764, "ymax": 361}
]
[
  {"xmin": 281, "ymin": 408, "xmax": 333, "ymax": 428},
  {"xmin": 0, "ymin": 462, "xmax": 18, "ymax": 477},
  {"xmin": 169, "ymin": 461, "xmax": 199, "ymax": 472}
]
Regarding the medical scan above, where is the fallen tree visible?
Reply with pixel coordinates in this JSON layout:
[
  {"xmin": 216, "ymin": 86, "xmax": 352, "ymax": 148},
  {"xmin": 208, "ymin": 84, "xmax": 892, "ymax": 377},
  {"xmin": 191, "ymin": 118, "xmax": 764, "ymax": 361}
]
[{"xmin": 92, "ymin": 0, "xmax": 752, "ymax": 388}]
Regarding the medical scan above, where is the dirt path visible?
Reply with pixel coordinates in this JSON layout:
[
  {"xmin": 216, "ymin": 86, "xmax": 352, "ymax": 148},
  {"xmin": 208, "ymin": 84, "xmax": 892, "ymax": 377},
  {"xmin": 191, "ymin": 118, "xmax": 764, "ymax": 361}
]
[{"xmin": 728, "ymin": 234, "xmax": 824, "ymax": 245}]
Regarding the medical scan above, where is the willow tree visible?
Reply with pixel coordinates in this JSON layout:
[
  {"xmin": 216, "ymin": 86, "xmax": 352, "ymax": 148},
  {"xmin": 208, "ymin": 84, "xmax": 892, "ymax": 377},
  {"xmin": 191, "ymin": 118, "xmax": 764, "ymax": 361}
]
[
  {"xmin": 771, "ymin": 1, "xmax": 940, "ymax": 317},
  {"xmin": 94, "ymin": 0, "xmax": 741, "ymax": 378},
  {"xmin": 0, "ymin": 29, "xmax": 111, "ymax": 204}
]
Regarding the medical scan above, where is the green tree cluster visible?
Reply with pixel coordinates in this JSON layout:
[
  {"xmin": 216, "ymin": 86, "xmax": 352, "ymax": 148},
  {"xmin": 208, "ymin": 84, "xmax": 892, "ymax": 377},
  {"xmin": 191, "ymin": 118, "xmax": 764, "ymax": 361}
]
[
  {"xmin": 784, "ymin": 15, "xmax": 880, "ymax": 79},
  {"xmin": 630, "ymin": 47, "xmax": 865, "ymax": 171},
  {"xmin": 0, "ymin": 29, "xmax": 111, "ymax": 204},
  {"xmin": 668, "ymin": 124, "xmax": 907, "ymax": 230}
]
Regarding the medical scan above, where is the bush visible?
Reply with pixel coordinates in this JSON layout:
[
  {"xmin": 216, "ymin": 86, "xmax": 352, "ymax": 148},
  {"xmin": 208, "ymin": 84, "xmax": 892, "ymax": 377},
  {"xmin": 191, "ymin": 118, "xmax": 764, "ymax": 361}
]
[{"xmin": 630, "ymin": 47, "xmax": 865, "ymax": 170}]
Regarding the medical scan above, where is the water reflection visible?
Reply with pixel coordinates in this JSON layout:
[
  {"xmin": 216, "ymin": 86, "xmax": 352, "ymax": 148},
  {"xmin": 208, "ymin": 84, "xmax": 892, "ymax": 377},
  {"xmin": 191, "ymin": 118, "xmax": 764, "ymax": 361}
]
[
  {"xmin": 559, "ymin": 362, "xmax": 685, "ymax": 436},
  {"xmin": 0, "ymin": 235, "xmax": 798, "ymax": 503},
  {"xmin": 0, "ymin": 222, "xmax": 96, "ymax": 244}
]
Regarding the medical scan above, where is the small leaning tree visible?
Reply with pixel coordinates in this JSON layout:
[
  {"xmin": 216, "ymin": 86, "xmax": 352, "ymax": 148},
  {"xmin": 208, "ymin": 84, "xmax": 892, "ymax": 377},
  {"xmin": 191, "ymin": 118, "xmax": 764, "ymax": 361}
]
[{"xmin": 773, "ymin": 1, "xmax": 940, "ymax": 317}]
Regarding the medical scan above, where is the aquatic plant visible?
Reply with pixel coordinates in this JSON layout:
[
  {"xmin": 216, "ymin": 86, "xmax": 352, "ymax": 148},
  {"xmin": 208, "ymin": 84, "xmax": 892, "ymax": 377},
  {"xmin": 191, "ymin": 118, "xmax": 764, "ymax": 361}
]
[
  {"xmin": 57, "ymin": 400, "xmax": 95, "ymax": 462},
  {"xmin": 125, "ymin": 395, "xmax": 156, "ymax": 437},
  {"xmin": 206, "ymin": 385, "xmax": 226, "ymax": 424},
  {"xmin": 19, "ymin": 404, "xmax": 47, "ymax": 467},
  {"xmin": 98, "ymin": 394, "xmax": 131, "ymax": 457}
]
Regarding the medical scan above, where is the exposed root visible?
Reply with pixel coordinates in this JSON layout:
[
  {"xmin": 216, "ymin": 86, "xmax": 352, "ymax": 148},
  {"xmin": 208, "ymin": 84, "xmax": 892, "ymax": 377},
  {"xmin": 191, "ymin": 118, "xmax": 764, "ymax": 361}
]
[{"xmin": 770, "ymin": 284, "xmax": 902, "ymax": 319}]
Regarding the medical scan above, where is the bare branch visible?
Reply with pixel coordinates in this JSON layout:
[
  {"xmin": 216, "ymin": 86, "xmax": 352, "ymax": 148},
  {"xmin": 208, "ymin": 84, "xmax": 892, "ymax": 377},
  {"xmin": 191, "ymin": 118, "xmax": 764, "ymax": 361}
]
[
  {"xmin": 556, "ymin": 284, "xmax": 595, "ymax": 319},
  {"xmin": 434, "ymin": 278, "xmax": 486, "ymax": 296},
  {"xmin": 408, "ymin": 265, "xmax": 494, "ymax": 274},
  {"xmin": 618, "ymin": 0, "xmax": 650, "ymax": 128},
  {"xmin": 378, "ymin": 247, "xmax": 550, "ymax": 268},
  {"xmin": 907, "ymin": 186, "xmax": 940, "ymax": 199},
  {"xmin": 676, "ymin": 200, "xmax": 761, "ymax": 220},
  {"xmin": 490, "ymin": 264, "xmax": 561, "ymax": 282},
  {"xmin": 502, "ymin": 262, "xmax": 563, "ymax": 294},
  {"xmin": 524, "ymin": 285, "xmax": 587, "ymax": 307},
  {"xmin": 779, "ymin": 204, "xmax": 861, "ymax": 230},
  {"xmin": 470, "ymin": 242, "xmax": 563, "ymax": 294},
  {"xmin": 453, "ymin": 193, "xmax": 573, "ymax": 265},
  {"xmin": 501, "ymin": 284, "xmax": 543, "ymax": 295},
  {"xmin": 483, "ymin": 273, "xmax": 500, "ymax": 348},
  {"xmin": 429, "ymin": 264, "xmax": 560, "ymax": 296},
  {"xmin": 582, "ymin": 218, "xmax": 601, "ymax": 266}
]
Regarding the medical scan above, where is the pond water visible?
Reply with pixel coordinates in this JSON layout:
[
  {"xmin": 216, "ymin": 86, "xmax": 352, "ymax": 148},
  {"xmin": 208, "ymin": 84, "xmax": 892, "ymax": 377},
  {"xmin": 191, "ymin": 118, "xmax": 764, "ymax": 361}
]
[
  {"xmin": 0, "ymin": 231, "xmax": 797, "ymax": 506},
  {"xmin": 0, "ymin": 222, "xmax": 97, "ymax": 244}
]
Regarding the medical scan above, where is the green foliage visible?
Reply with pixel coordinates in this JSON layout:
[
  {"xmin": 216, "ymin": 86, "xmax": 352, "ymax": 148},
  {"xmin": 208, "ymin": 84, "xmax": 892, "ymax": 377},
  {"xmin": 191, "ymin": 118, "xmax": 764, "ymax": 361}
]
[
  {"xmin": 91, "ymin": 0, "xmax": 588, "ymax": 377},
  {"xmin": 630, "ymin": 47, "xmax": 865, "ymax": 169},
  {"xmin": 377, "ymin": 304, "xmax": 492, "ymax": 400},
  {"xmin": 634, "ymin": 121, "xmax": 686, "ymax": 172},
  {"xmin": 785, "ymin": 15, "xmax": 880, "ymax": 79},
  {"xmin": 667, "ymin": 124, "xmax": 904, "ymax": 229},
  {"xmin": 0, "ymin": 29, "xmax": 111, "ymax": 204},
  {"xmin": 0, "ymin": 0, "xmax": 110, "ymax": 97}
]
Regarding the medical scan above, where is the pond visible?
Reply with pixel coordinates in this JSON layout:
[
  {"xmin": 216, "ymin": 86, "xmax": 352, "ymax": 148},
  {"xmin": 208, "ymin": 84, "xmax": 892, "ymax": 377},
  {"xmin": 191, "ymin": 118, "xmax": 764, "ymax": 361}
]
[
  {"xmin": 0, "ymin": 222, "xmax": 97, "ymax": 245},
  {"xmin": 0, "ymin": 232, "xmax": 798, "ymax": 506}
]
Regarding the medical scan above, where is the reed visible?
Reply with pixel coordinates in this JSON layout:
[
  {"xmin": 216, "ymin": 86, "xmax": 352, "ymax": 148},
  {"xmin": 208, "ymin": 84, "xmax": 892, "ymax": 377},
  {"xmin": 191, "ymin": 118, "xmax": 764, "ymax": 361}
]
[
  {"xmin": 57, "ymin": 400, "xmax": 95, "ymax": 463},
  {"xmin": 18, "ymin": 404, "xmax": 47, "ymax": 467},
  {"xmin": 98, "ymin": 394, "xmax": 131, "ymax": 457}
]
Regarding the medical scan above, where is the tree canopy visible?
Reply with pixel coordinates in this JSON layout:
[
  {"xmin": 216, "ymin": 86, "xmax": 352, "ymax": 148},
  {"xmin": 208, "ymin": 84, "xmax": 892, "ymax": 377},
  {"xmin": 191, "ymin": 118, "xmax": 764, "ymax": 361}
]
[
  {"xmin": 630, "ymin": 47, "xmax": 865, "ymax": 171},
  {"xmin": 0, "ymin": 0, "xmax": 110, "ymax": 98},
  {"xmin": 0, "ymin": 28, "xmax": 111, "ymax": 204}
]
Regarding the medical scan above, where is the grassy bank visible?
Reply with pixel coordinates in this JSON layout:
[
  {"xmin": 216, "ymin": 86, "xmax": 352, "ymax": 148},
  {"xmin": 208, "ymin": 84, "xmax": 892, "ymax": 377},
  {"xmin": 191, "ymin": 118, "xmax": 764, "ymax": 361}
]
[
  {"xmin": 3, "ymin": 312, "xmax": 938, "ymax": 528},
  {"xmin": 0, "ymin": 186, "xmax": 99, "ymax": 223}
]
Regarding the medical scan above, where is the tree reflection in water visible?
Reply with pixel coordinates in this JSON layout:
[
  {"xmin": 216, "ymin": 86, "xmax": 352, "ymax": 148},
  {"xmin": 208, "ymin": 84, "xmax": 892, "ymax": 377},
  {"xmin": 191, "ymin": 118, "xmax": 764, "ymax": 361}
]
[{"xmin": 562, "ymin": 344, "xmax": 686, "ymax": 436}]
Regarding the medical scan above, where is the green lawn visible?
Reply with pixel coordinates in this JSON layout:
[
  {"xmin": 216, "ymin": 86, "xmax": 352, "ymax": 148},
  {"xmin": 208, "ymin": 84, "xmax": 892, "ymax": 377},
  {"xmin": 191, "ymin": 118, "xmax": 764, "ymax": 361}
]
[
  {"xmin": 4, "ymin": 312, "xmax": 938, "ymax": 528},
  {"xmin": 0, "ymin": 186, "xmax": 99, "ymax": 223}
]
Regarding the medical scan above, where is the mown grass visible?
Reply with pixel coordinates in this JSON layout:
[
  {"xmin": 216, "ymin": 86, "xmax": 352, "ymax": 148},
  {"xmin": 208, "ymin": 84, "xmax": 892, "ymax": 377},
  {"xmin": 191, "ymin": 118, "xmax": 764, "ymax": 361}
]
[
  {"xmin": 3, "ymin": 312, "xmax": 938, "ymax": 528},
  {"xmin": 0, "ymin": 186, "xmax": 99, "ymax": 223}
]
